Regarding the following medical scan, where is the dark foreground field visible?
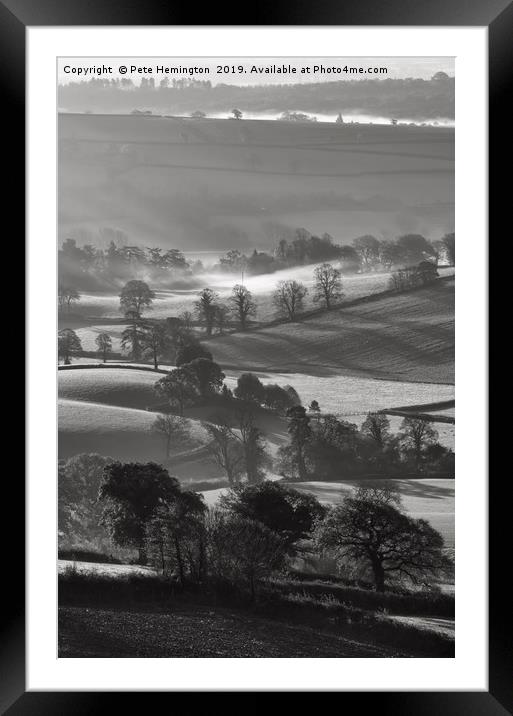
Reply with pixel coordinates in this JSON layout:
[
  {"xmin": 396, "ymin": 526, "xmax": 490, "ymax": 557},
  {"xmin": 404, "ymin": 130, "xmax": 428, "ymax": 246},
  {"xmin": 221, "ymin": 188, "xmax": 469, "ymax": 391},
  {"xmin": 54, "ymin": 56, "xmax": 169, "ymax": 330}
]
[{"xmin": 59, "ymin": 604, "xmax": 406, "ymax": 658}]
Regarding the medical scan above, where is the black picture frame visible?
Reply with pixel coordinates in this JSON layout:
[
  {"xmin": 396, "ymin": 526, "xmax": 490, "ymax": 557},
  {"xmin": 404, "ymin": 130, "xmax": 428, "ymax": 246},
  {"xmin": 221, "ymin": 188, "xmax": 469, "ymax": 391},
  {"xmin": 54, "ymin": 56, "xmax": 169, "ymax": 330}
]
[{"xmin": 4, "ymin": 0, "xmax": 506, "ymax": 708}]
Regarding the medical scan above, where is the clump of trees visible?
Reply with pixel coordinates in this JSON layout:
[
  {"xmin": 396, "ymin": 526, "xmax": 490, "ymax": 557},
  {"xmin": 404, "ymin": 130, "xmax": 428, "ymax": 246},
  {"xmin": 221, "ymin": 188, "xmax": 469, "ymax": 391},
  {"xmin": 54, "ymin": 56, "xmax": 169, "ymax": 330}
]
[
  {"xmin": 388, "ymin": 261, "xmax": 439, "ymax": 292},
  {"xmin": 89, "ymin": 460, "xmax": 451, "ymax": 597},
  {"xmin": 214, "ymin": 228, "xmax": 453, "ymax": 279},
  {"xmin": 59, "ymin": 235, "xmax": 194, "ymax": 292},
  {"xmin": 99, "ymin": 461, "xmax": 183, "ymax": 563},
  {"xmin": 220, "ymin": 481, "xmax": 325, "ymax": 553},
  {"xmin": 206, "ymin": 406, "xmax": 270, "ymax": 485},
  {"xmin": 232, "ymin": 373, "xmax": 300, "ymax": 414},
  {"xmin": 277, "ymin": 409, "xmax": 454, "ymax": 481}
]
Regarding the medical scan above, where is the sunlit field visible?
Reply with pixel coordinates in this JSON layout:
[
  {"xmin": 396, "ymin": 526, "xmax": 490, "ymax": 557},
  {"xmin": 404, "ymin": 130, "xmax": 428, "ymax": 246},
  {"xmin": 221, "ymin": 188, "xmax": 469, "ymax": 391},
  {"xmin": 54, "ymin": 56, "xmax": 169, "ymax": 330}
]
[
  {"xmin": 63, "ymin": 265, "xmax": 454, "ymax": 326},
  {"xmin": 59, "ymin": 366, "xmax": 454, "ymax": 452},
  {"xmin": 206, "ymin": 278, "xmax": 455, "ymax": 384}
]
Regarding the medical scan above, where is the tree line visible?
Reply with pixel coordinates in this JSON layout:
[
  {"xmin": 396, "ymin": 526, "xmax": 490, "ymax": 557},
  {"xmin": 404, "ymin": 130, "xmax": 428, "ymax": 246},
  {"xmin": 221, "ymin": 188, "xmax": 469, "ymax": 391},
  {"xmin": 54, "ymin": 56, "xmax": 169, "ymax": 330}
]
[
  {"xmin": 58, "ymin": 75, "xmax": 454, "ymax": 119},
  {"xmin": 215, "ymin": 229, "xmax": 455, "ymax": 276},
  {"xmin": 58, "ymin": 256, "xmax": 444, "ymax": 365},
  {"xmin": 151, "ymin": 366, "xmax": 454, "ymax": 486},
  {"xmin": 59, "ymin": 454, "xmax": 452, "ymax": 595},
  {"xmin": 58, "ymin": 228, "xmax": 455, "ymax": 295}
]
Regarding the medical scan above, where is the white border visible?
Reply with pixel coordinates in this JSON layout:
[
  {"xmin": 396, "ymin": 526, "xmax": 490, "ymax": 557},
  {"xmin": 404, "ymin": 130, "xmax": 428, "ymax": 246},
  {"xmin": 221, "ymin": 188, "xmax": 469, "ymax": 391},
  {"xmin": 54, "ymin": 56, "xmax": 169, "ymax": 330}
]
[{"xmin": 27, "ymin": 26, "xmax": 487, "ymax": 691}]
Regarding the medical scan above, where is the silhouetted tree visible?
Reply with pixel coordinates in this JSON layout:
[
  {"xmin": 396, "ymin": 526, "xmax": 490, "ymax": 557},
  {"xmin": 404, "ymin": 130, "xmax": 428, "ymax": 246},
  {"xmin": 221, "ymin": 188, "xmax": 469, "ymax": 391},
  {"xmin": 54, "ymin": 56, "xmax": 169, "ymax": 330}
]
[
  {"xmin": 229, "ymin": 284, "xmax": 257, "ymax": 330},
  {"xmin": 352, "ymin": 235, "xmax": 380, "ymax": 271},
  {"xmin": 155, "ymin": 367, "xmax": 198, "ymax": 416},
  {"xmin": 308, "ymin": 400, "xmax": 321, "ymax": 418},
  {"xmin": 221, "ymin": 480, "xmax": 325, "ymax": 552},
  {"xmin": 121, "ymin": 311, "xmax": 146, "ymax": 361},
  {"xmin": 119, "ymin": 280, "xmax": 155, "ymax": 315},
  {"xmin": 273, "ymin": 280, "xmax": 308, "ymax": 321},
  {"xmin": 58, "ymin": 328, "xmax": 82, "ymax": 364},
  {"xmin": 234, "ymin": 373, "xmax": 265, "ymax": 404},
  {"xmin": 399, "ymin": 417, "xmax": 438, "ymax": 465},
  {"xmin": 205, "ymin": 423, "xmax": 244, "ymax": 486},
  {"xmin": 187, "ymin": 358, "xmax": 225, "ymax": 399},
  {"xmin": 99, "ymin": 462, "xmax": 181, "ymax": 564},
  {"xmin": 214, "ymin": 303, "xmax": 231, "ymax": 334},
  {"xmin": 152, "ymin": 414, "xmax": 187, "ymax": 459},
  {"xmin": 95, "ymin": 332, "xmax": 112, "ymax": 363},
  {"xmin": 206, "ymin": 510, "xmax": 286, "ymax": 600},
  {"xmin": 194, "ymin": 288, "xmax": 219, "ymax": 336},
  {"xmin": 361, "ymin": 412, "xmax": 390, "ymax": 448},
  {"xmin": 175, "ymin": 339, "xmax": 213, "ymax": 367},
  {"xmin": 58, "ymin": 286, "xmax": 81, "ymax": 313},
  {"xmin": 313, "ymin": 263, "xmax": 343, "ymax": 309},
  {"xmin": 285, "ymin": 406, "xmax": 312, "ymax": 480},
  {"xmin": 140, "ymin": 321, "xmax": 172, "ymax": 369},
  {"xmin": 315, "ymin": 485, "xmax": 451, "ymax": 591}
]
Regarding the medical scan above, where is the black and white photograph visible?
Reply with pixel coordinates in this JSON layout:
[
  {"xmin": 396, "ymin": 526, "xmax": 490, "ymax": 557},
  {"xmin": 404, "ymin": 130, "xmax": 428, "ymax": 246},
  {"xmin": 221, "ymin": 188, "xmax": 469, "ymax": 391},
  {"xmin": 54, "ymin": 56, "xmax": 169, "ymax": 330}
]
[{"xmin": 56, "ymin": 56, "xmax": 456, "ymax": 659}]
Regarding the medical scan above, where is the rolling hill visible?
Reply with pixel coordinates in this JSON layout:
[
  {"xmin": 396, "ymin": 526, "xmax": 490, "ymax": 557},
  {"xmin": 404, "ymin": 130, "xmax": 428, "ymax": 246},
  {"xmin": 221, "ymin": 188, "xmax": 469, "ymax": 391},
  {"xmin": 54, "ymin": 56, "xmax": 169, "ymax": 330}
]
[
  {"xmin": 204, "ymin": 278, "xmax": 455, "ymax": 384},
  {"xmin": 58, "ymin": 368, "xmax": 225, "ymax": 485},
  {"xmin": 58, "ymin": 113, "xmax": 454, "ymax": 249}
]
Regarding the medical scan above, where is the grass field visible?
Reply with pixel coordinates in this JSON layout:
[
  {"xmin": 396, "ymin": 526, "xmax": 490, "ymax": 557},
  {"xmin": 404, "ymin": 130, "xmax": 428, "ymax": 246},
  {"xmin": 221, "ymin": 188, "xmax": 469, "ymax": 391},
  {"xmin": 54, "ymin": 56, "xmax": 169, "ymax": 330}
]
[
  {"xmin": 59, "ymin": 113, "xmax": 454, "ymax": 251},
  {"xmin": 205, "ymin": 278, "xmax": 454, "ymax": 384},
  {"xmin": 58, "ymin": 365, "xmax": 455, "ymax": 470}
]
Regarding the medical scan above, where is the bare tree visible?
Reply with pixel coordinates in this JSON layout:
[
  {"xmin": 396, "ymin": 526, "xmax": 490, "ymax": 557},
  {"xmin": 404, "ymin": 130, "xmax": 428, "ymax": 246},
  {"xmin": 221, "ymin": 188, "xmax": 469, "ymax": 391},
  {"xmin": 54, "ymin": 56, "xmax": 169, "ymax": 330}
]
[
  {"xmin": 313, "ymin": 263, "xmax": 344, "ymax": 309},
  {"xmin": 272, "ymin": 280, "xmax": 308, "ymax": 321},
  {"xmin": 152, "ymin": 414, "xmax": 187, "ymax": 459},
  {"xmin": 229, "ymin": 284, "xmax": 257, "ymax": 330},
  {"xmin": 58, "ymin": 286, "xmax": 81, "ymax": 313},
  {"xmin": 205, "ymin": 423, "xmax": 244, "ymax": 486},
  {"xmin": 315, "ymin": 485, "xmax": 451, "ymax": 591},
  {"xmin": 140, "ymin": 321, "xmax": 172, "ymax": 369},
  {"xmin": 208, "ymin": 407, "xmax": 269, "ymax": 484}
]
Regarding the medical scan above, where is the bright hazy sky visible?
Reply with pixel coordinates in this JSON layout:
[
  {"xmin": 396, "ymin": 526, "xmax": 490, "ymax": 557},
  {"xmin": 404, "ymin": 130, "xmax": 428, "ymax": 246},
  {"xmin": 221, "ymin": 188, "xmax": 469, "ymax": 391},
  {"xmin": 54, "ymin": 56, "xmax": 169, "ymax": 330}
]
[{"xmin": 58, "ymin": 57, "xmax": 454, "ymax": 85}]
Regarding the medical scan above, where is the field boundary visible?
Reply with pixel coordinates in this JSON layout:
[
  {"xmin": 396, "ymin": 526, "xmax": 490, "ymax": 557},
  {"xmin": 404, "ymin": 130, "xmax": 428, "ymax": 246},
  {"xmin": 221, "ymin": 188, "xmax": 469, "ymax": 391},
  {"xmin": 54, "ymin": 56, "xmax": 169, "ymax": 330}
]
[{"xmin": 58, "ymin": 363, "xmax": 169, "ymax": 374}]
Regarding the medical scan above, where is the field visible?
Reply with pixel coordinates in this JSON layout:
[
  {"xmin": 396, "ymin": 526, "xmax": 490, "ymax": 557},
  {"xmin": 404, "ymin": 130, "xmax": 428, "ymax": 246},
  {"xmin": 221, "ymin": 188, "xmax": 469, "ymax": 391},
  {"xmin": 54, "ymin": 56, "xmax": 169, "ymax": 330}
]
[
  {"xmin": 59, "ymin": 367, "xmax": 161, "ymax": 409},
  {"xmin": 58, "ymin": 365, "xmax": 455, "ymax": 475},
  {"xmin": 205, "ymin": 278, "xmax": 455, "ymax": 384},
  {"xmin": 59, "ymin": 114, "xmax": 454, "ymax": 251},
  {"xmin": 58, "ymin": 604, "xmax": 403, "ymax": 658}
]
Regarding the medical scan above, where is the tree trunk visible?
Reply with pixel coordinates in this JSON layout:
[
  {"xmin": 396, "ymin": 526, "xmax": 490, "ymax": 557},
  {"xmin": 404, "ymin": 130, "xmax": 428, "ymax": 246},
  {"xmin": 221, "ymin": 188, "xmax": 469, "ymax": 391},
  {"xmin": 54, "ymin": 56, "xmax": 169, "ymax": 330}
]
[
  {"xmin": 159, "ymin": 541, "xmax": 165, "ymax": 574},
  {"xmin": 138, "ymin": 544, "xmax": 147, "ymax": 566},
  {"xmin": 174, "ymin": 535, "xmax": 185, "ymax": 586},
  {"xmin": 371, "ymin": 559, "xmax": 386, "ymax": 592},
  {"xmin": 154, "ymin": 352, "xmax": 158, "ymax": 370}
]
